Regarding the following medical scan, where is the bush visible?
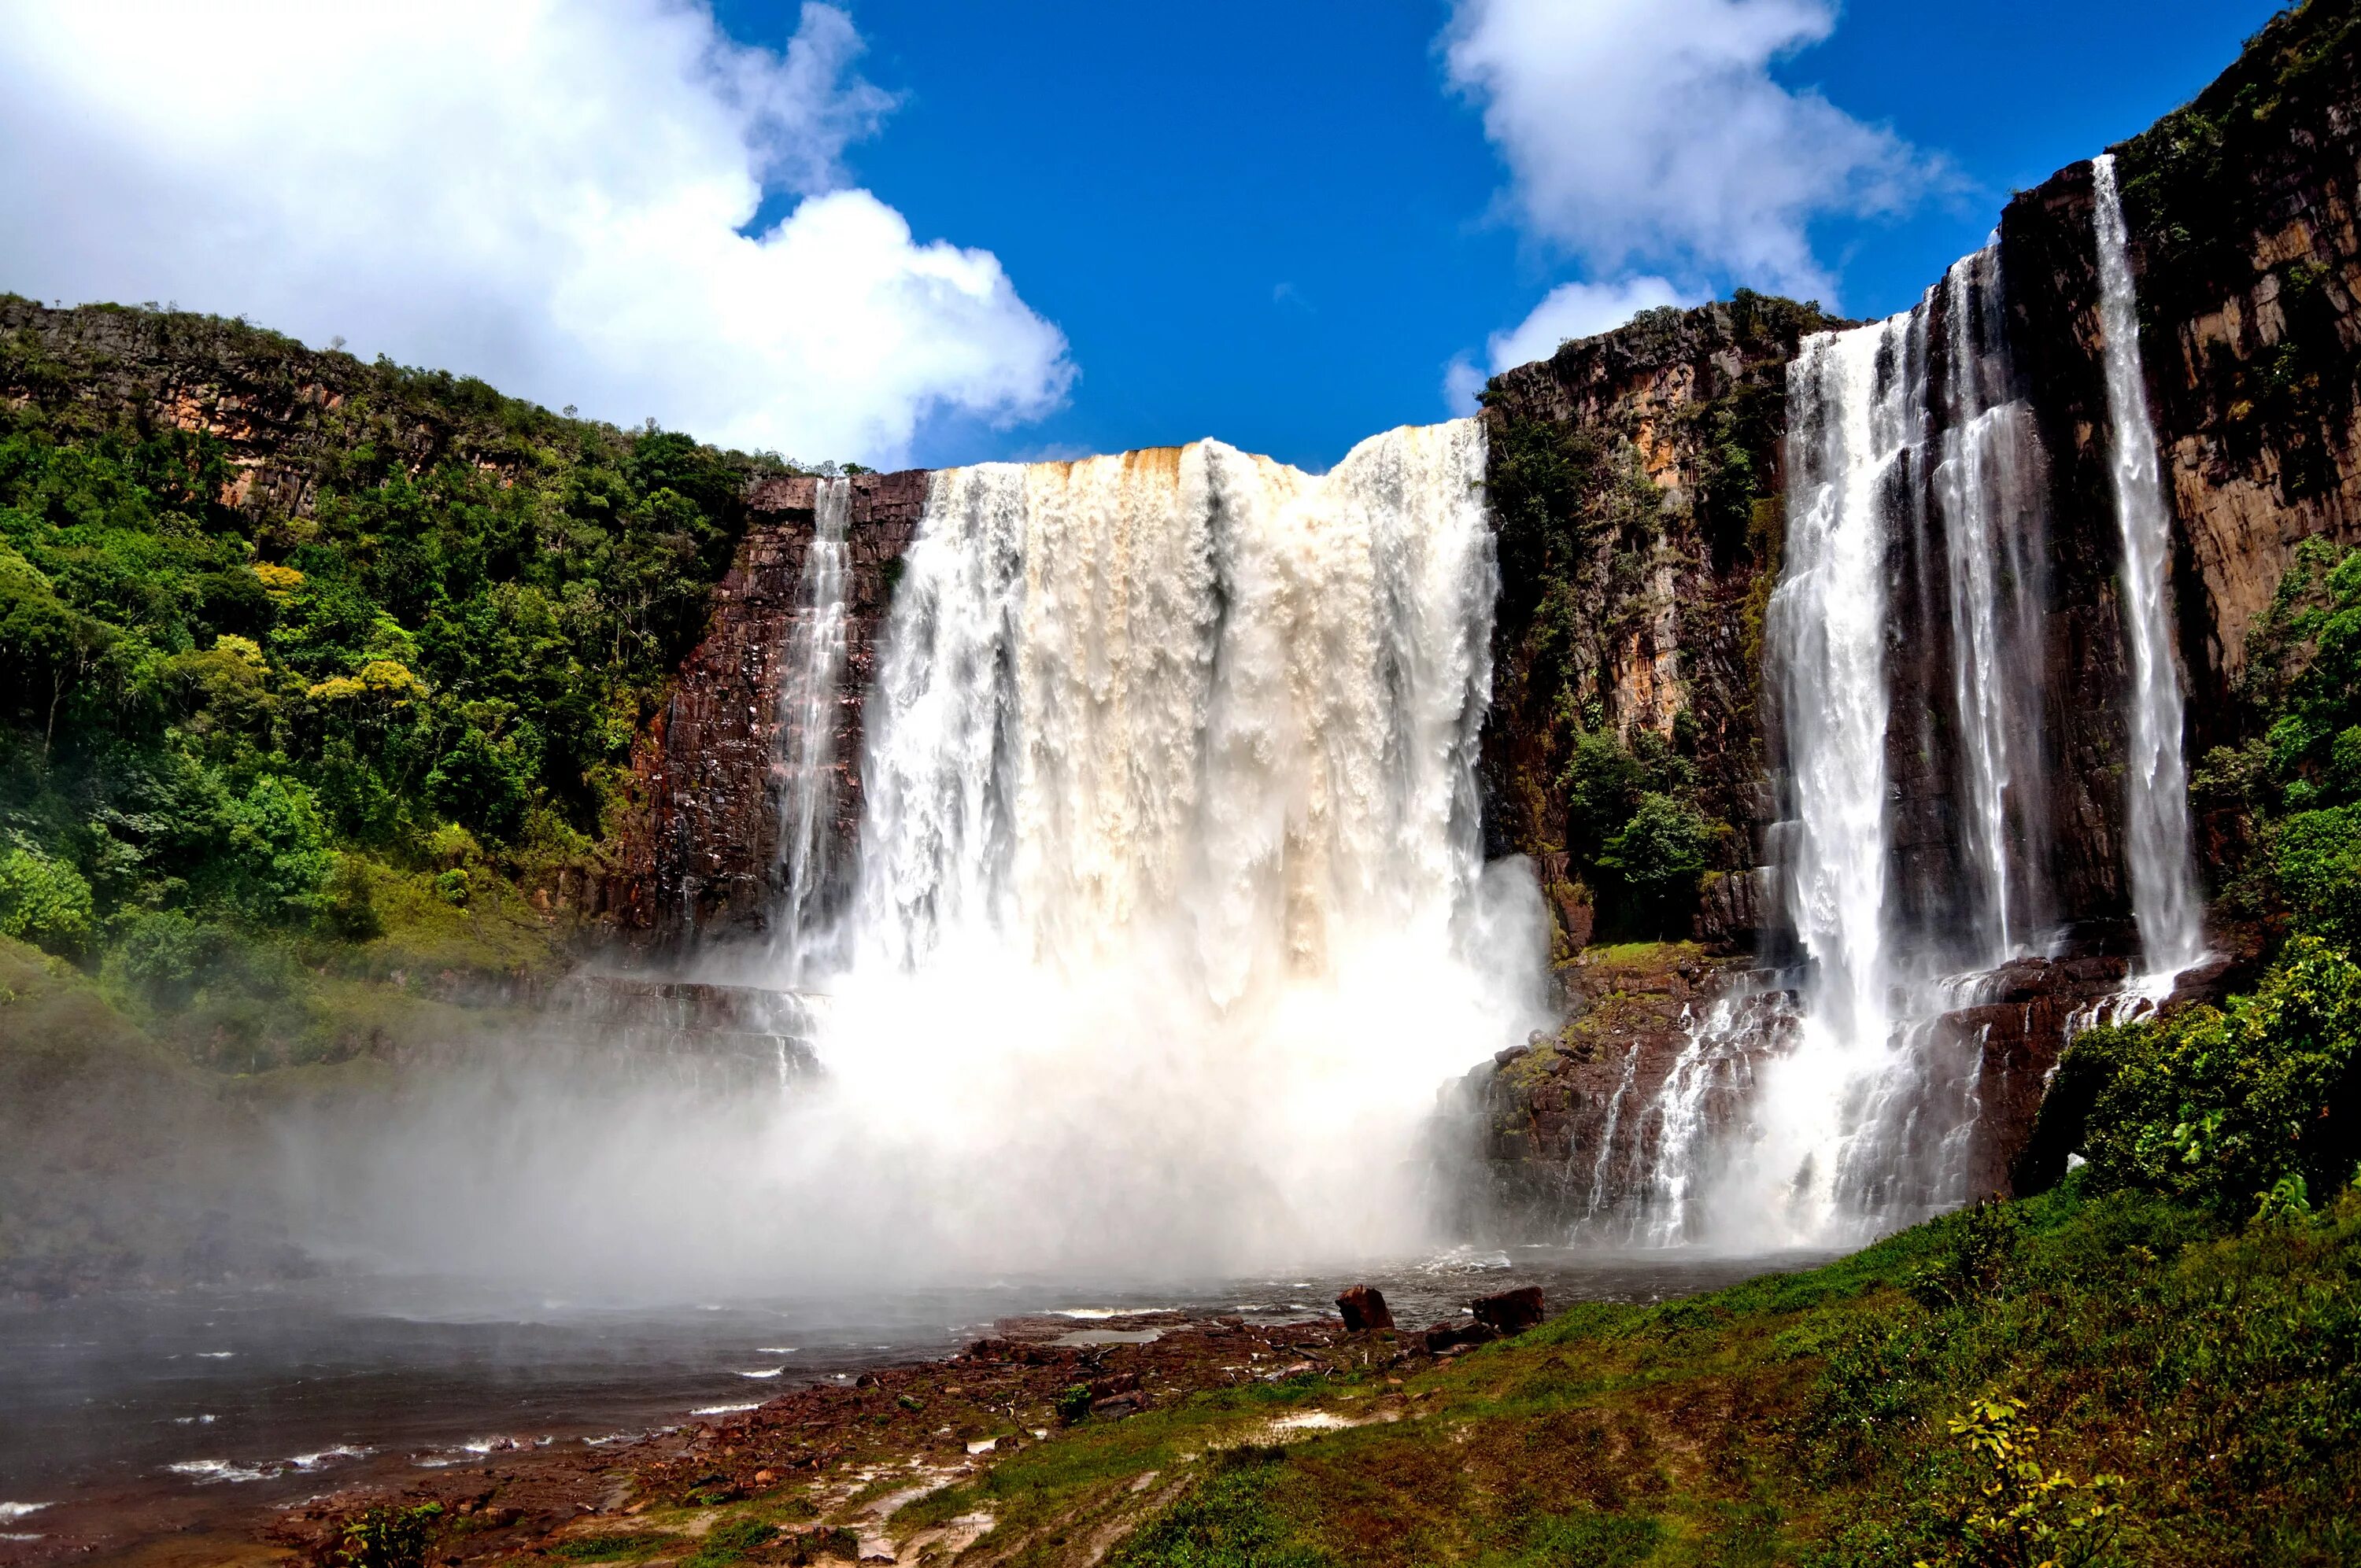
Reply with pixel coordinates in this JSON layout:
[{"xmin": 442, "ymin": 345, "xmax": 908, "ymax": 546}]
[
  {"xmin": 335, "ymin": 1503, "xmax": 443, "ymax": 1568},
  {"xmin": 2275, "ymin": 804, "xmax": 2361, "ymax": 945},
  {"xmin": 2060, "ymin": 938, "xmax": 2361, "ymax": 1212},
  {"xmin": 0, "ymin": 843, "xmax": 94, "ymax": 957},
  {"xmin": 1912, "ymin": 1396, "xmax": 2120, "ymax": 1568},
  {"xmin": 1600, "ymin": 791, "xmax": 1712, "ymax": 921},
  {"xmin": 220, "ymin": 774, "xmax": 335, "ymax": 924}
]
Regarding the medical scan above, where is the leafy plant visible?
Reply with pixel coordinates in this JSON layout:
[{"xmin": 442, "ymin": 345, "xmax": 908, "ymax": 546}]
[
  {"xmin": 0, "ymin": 842, "xmax": 93, "ymax": 956},
  {"xmin": 2056, "ymin": 937, "xmax": 2361, "ymax": 1212},
  {"xmin": 335, "ymin": 1503, "xmax": 444, "ymax": 1568},
  {"xmin": 1914, "ymin": 1396, "xmax": 2119, "ymax": 1568}
]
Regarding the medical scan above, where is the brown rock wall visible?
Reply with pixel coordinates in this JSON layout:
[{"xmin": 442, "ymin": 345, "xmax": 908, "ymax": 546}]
[{"xmin": 615, "ymin": 470, "xmax": 926, "ymax": 939}]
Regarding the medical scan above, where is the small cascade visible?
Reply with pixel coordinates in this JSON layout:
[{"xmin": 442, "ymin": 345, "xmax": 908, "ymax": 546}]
[
  {"xmin": 1933, "ymin": 250, "xmax": 2055, "ymax": 963},
  {"xmin": 772, "ymin": 476, "xmax": 852, "ymax": 983},
  {"xmin": 2092, "ymin": 153, "xmax": 2208, "ymax": 991}
]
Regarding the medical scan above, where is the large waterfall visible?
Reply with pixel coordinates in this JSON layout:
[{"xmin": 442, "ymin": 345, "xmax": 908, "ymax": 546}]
[
  {"xmin": 795, "ymin": 422, "xmax": 1545, "ymax": 1271},
  {"xmin": 1681, "ymin": 245, "xmax": 2058, "ymax": 1246},
  {"xmin": 2093, "ymin": 153, "xmax": 2208, "ymax": 989}
]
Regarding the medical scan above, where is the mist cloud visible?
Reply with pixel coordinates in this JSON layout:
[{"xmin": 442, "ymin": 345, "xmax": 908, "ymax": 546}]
[{"xmin": 0, "ymin": 2, "xmax": 1073, "ymax": 468}]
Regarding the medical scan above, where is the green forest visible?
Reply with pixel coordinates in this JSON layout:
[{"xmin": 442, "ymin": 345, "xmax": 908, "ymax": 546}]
[{"xmin": 0, "ymin": 297, "xmax": 800, "ymax": 1066}]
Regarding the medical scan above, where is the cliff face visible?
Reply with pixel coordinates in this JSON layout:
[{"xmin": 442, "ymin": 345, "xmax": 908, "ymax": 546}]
[
  {"xmin": 611, "ymin": 470, "xmax": 924, "ymax": 938},
  {"xmin": 2116, "ymin": 3, "xmax": 2361, "ymax": 739},
  {"xmin": 1476, "ymin": 294, "xmax": 1836, "ymax": 953},
  {"xmin": 0, "ymin": 299, "xmax": 464, "ymax": 517},
  {"xmin": 1460, "ymin": 2, "xmax": 2361, "ymax": 1224}
]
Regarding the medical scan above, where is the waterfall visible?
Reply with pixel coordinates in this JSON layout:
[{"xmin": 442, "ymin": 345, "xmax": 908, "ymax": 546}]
[
  {"xmin": 1934, "ymin": 251, "xmax": 2055, "ymax": 962},
  {"xmin": 2093, "ymin": 153, "xmax": 2207, "ymax": 989},
  {"xmin": 1697, "ymin": 246, "xmax": 2057, "ymax": 1245},
  {"xmin": 771, "ymin": 476, "xmax": 851, "ymax": 984},
  {"xmin": 795, "ymin": 422, "xmax": 1545, "ymax": 1271}
]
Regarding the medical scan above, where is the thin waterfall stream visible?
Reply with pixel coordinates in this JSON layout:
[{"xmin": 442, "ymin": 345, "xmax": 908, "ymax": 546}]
[
  {"xmin": 772, "ymin": 476, "xmax": 852, "ymax": 985},
  {"xmin": 1585, "ymin": 244, "xmax": 2060, "ymax": 1248},
  {"xmin": 2093, "ymin": 153, "xmax": 2208, "ymax": 992}
]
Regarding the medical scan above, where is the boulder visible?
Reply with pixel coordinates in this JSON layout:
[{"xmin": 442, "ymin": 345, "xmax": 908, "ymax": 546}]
[
  {"xmin": 1335, "ymin": 1284, "xmax": 1394, "ymax": 1332},
  {"xmin": 1422, "ymin": 1320, "xmax": 1498, "ymax": 1354},
  {"xmin": 1472, "ymin": 1286, "xmax": 1545, "ymax": 1333}
]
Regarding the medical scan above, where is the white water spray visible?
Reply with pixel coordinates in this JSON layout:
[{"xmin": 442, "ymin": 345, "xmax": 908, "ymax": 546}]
[{"xmin": 2093, "ymin": 153, "xmax": 2207, "ymax": 991}]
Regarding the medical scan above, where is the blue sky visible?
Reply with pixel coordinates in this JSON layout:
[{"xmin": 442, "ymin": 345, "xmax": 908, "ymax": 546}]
[
  {"xmin": 0, "ymin": 2, "xmax": 2286, "ymax": 473},
  {"xmin": 721, "ymin": 0, "xmax": 2282, "ymax": 470}
]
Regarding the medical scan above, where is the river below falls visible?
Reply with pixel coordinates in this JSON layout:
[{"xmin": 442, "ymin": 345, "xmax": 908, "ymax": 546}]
[{"xmin": 0, "ymin": 1246, "xmax": 1835, "ymax": 1559}]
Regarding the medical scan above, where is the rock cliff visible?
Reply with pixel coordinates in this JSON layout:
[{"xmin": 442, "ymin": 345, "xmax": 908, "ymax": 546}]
[
  {"xmin": 1458, "ymin": 0, "xmax": 2360, "ymax": 1224},
  {"xmin": 610, "ymin": 470, "xmax": 923, "ymax": 936}
]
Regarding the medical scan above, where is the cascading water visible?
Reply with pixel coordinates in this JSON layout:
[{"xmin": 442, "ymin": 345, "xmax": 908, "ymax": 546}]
[
  {"xmin": 1653, "ymin": 245, "xmax": 2060, "ymax": 1247},
  {"xmin": 789, "ymin": 422, "xmax": 1545, "ymax": 1273},
  {"xmin": 2093, "ymin": 153, "xmax": 2208, "ymax": 991},
  {"xmin": 771, "ymin": 476, "xmax": 851, "ymax": 983}
]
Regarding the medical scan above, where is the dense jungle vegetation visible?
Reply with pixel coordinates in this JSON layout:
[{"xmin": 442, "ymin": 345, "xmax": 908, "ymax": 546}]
[{"xmin": 0, "ymin": 297, "xmax": 807, "ymax": 1067}]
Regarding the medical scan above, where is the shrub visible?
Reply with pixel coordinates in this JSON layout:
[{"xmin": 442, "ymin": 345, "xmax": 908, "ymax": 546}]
[
  {"xmin": 1912, "ymin": 1396, "xmax": 2119, "ymax": 1568},
  {"xmin": 2062, "ymin": 937, "xmax": 2361, "ymax": 1212},
  {"xmin": 335, "ymin": 1503, "xmax": 443, "ymax": 1568},
  {"xmin": 2275, "ymin": 804, "xmax": 2361, "ymax": 944},
  {"xmin": 220, "ymin": 774, "xmax": 336, "ymax": 923},
  {"xmin": 1600, "ymin": 791, "xmax": 1712, "ymax": 922},
  {"xmin": 0, "ymin": 843, "xmax": 94, "ymax": 957}
]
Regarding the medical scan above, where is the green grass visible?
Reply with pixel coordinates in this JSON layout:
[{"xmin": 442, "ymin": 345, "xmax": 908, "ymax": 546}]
[{"xmin": 860, "ymin": 1183, "xmax": 2361, "ymax": 1567}]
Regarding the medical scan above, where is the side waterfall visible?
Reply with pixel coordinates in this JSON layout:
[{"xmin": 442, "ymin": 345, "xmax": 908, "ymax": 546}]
[
  {"xmin": 795, "ymin": 423, "xmax": 1545, "ymax": 1271},
  {"xmin": 1669, "ymin": 246, "xmax": 2057, "ymax": 1246},
  {"xmin": 772, "ymin": 476, "xmax": 851, "ymax": 984},
  {"xmin": 2093, "ymin": 153, "xmax": 2208, "ymax": 989}
]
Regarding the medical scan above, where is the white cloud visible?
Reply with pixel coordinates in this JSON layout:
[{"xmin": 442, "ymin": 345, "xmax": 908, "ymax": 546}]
[
  {"xmin": 0, "ymin": 2, "xmax": 1073, "ymax": 467},
  {"xmin": 1444, "ymin": 276, "xmax": 1700, "ymax": 411},
  {"xmin": 1442, "ymin": 0, "xmax": 1932, "ymax": 301},
  {"xmin": 1490, "ymin": 276, "xmax": 1698, "ymax": 371}
]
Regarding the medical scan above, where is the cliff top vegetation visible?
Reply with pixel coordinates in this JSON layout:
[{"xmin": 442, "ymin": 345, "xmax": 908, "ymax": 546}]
[{"xmin": 0, "ymin": 295, "xmax": 817, "ymax": 1070}]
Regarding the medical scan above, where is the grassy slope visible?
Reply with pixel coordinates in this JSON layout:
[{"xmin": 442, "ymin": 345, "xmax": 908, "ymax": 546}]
[
  {"xmin": 0, "ymin": 931, "xmax": 523, "ymax": 1296},
  {"xmin": 1027, "ymin": 1194, "xmax": 2355, "ymax": 1566}
]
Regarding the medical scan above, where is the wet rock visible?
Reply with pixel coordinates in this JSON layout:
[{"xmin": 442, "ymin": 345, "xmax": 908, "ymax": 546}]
[
  {"xmin": 1335, "ymin": 1285, "xmax": 1394, "ymax": 1332},
  {"xmin": 1472, "ymin": 1286, "xmax": 1546, "ymax": 1334},
  {"xmin": 1423, "ymin": 1321, "xmax": 1498, "ymax": 1354}
]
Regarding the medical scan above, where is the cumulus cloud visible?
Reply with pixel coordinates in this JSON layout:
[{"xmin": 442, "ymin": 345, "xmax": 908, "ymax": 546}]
[
  {"xmin": 1443, "ymin": 0, "xmax": 1935, "ymax": 303},
  {"xmin": 1446, "ymin": 275, "xmax": 1700, "ymax": 408},
  {"xmin": 0, "ymin": 2, "xmax": 1073, "ymax": 467}
]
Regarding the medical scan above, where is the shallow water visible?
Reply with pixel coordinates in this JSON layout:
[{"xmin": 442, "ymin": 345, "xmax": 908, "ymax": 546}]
[{"xmin": 0, "ymin": 1247, "xmax": 1831, "ymax": 1555}]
